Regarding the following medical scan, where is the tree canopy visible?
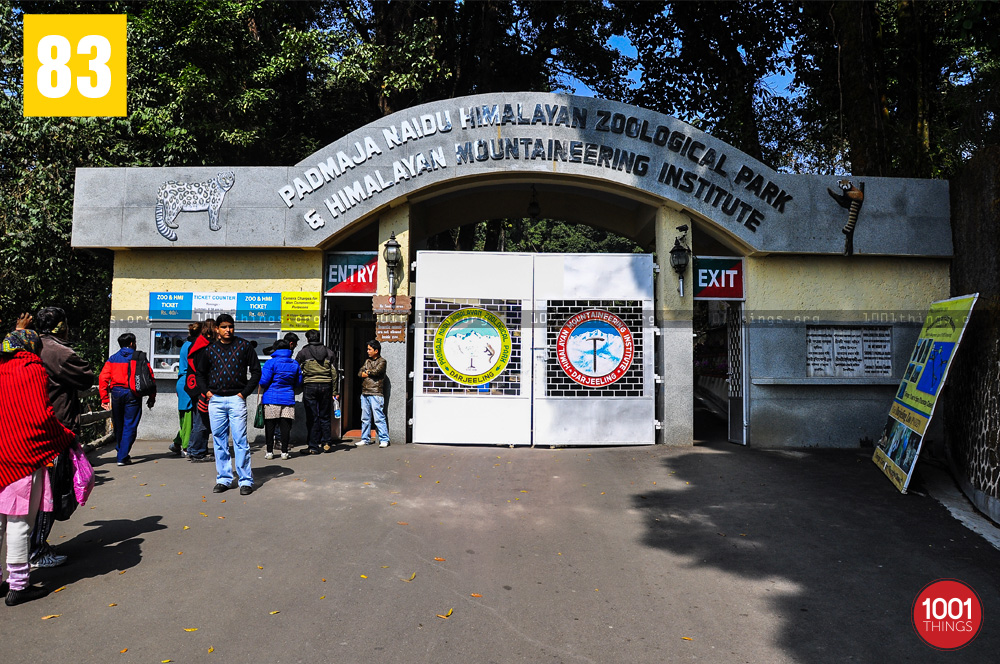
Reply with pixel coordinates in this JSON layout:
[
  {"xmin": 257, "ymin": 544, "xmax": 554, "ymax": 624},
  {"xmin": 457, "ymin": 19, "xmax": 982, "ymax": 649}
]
[{"xmin": 2, "ymin": 0, "xmax": 998, "ymax": 362}]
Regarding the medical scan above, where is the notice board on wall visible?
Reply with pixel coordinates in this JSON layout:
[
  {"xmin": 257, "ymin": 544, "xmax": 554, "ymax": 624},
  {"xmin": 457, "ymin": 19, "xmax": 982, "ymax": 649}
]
[{"xmin": 806, "ymin": 326, "xmax": 892, "ymax": 377}]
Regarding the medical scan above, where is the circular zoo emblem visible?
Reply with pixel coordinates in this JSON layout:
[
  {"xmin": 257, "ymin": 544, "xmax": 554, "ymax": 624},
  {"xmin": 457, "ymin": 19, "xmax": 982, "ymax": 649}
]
[
  {"xmin": 556, "ymin": 309, "xmax": 634, "ymax": 387},
  {"xmin": 434, "ymin": 308, "xmax": 512, "ymax": 386}
]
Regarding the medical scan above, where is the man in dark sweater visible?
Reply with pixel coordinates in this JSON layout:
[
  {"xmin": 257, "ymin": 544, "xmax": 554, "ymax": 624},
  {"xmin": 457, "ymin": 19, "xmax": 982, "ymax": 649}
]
[{"xmin": 195, "ymin": 314, "xmax": 261, "ymax": 496}]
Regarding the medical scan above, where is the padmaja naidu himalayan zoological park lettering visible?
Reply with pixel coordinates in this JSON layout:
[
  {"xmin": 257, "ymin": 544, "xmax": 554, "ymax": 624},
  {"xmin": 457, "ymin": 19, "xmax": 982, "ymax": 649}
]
[{"xmin": 276, "ymin": 93, "xmax": 793, "ymax": 235}]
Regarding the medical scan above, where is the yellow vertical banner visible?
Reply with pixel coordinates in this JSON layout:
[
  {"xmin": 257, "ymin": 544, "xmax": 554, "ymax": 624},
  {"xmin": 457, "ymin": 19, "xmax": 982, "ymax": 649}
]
[
  {"xmin": 281, "ymin": 292, "xmax": 321, "ymax": 331},
  {"xmin": 873, "ymin": 294, "xmax": 978, "ymax": 493}
]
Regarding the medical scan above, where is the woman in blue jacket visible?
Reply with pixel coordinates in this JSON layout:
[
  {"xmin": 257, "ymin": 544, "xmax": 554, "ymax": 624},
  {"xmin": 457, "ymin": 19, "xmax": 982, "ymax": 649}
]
[{"xmin": 259, "ymin": 339, "xmax": 303, "ymax": 460}]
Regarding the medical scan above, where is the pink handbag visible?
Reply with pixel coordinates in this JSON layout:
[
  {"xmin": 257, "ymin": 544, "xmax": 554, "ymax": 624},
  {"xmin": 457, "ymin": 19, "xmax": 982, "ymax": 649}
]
[{"xmin": 69, "ymin": 443, "xmax": 95, "ymax": 505}]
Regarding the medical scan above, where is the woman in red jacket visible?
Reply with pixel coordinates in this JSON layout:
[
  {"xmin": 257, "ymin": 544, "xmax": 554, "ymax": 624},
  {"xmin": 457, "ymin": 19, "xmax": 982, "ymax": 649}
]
[{"xmin": 0, "ymin": 329, "xmax": 75, "ymax": 606}]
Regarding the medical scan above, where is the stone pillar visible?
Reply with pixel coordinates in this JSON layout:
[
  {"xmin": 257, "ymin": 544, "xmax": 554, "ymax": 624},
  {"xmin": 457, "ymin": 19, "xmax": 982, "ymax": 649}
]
[
  {"xmin": 377, "ymin": 203, "xmax": 411, "ymax": 444},
  {"xmin": 654, "ymin": 205, "xmax": 694, "ymax": 445}
]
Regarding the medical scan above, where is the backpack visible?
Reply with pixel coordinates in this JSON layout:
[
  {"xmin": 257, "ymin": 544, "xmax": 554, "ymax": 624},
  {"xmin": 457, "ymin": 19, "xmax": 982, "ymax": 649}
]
[{"xmin": 128, "ymin": 350, "xmax": 156, "ymax": 397}]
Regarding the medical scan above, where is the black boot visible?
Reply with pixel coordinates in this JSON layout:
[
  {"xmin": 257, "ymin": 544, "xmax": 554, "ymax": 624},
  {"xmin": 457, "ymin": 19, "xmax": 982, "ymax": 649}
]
[{"xmin": 6, "ymin": 584, "xmax": 50, "ymax": 606}]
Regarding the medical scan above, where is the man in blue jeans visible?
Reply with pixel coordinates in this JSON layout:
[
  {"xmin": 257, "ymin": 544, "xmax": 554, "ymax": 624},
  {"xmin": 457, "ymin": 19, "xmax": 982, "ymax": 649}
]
[
  {"xmin": 99, "ymin": 333, "xmax": 155, "ymax": 466},
  {"xmin": 195, "ymin": 314, "xmax": 261, "ymax": 496},
  {"xmin": 357, "ymin": 339, "xmax": 389, "ymax": 448}
]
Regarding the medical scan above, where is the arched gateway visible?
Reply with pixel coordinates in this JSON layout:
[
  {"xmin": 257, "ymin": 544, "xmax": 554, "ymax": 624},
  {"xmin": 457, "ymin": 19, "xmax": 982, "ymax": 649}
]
[{"xmin": 73, "ymin": 92, "xmax": 951, "ymax": 447}]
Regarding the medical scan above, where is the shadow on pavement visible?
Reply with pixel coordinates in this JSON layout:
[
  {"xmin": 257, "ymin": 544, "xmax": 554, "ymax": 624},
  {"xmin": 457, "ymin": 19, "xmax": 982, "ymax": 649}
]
[
  {"xmin": 636, "ymin": 409, "xmax": 1000, "ymax": 662},
  {"xmin": 33, "ymin": 515, "xmax": 168, "ymax": 587},
  {"xmin": 252, "ymin": 464, "xmax": 295, "ymax": 487}
]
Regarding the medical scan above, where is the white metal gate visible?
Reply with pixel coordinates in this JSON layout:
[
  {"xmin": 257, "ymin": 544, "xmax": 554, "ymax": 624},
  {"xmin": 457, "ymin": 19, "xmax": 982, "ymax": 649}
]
[{"xmin": 412, "ymin": 252, "xmax": 655, "ymax": 446}]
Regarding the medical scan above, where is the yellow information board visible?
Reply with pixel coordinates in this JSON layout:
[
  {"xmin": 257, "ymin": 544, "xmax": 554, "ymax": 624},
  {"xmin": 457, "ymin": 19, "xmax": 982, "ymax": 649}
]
[
  {"xmin": 281, "ymin": 292, "xmax": 321, "ymax": 331},
  {"xmin": 873, "ymin": 294, "xmax": 977, "ymax": 492}
]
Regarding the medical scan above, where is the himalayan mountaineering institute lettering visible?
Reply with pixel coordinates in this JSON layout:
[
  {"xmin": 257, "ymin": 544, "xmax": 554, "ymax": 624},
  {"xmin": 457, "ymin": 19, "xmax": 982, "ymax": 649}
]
[{"xmin": 276, "ymin": 100, "xmax": 793, "ymax": 233}]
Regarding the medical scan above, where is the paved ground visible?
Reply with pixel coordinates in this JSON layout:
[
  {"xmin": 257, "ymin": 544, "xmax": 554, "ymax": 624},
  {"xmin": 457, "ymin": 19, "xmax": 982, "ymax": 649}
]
[{"xmin": 4, "ymin": 417, "xmax": 1000, "ymax": 663}]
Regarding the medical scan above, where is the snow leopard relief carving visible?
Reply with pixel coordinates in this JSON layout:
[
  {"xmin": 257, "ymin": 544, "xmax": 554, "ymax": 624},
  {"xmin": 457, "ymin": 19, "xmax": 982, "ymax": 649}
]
[{"xmin": 154, "ymin": 171, "xmax": 236, "ymax": 241}]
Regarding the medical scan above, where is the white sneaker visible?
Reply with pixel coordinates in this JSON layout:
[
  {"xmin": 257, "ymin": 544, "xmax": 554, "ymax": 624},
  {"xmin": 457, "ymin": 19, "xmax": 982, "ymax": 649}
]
[
  {"xmin": 30, "ymin": 551, "xmax": 68, "ymax": 569},
  {"xmin": 281, "ymin": 452, "xmax": 290, "ymax": 460},
  {"xmin": 355, "ymin": 440, "xmax": 371, "ymax": 447},
  {"xmin": 264, "ymin": 452, "xmax": 273, "ymax": 460},
  {"xmin": 379, "ymin": 441, "xmax": 390, "ymax": 448}
]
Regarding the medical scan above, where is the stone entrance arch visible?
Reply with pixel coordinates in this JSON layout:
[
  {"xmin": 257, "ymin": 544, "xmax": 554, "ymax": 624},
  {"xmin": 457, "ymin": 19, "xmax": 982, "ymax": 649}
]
[{"xmin": 73, "ymin": 92, "xmax": 952, "ymax": 447}]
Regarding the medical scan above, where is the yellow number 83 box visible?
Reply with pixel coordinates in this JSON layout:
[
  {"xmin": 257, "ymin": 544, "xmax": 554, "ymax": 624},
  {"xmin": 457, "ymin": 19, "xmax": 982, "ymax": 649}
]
[{"xmin": 23, "ymin": 14, "xmax": 127, "ymax": 117}]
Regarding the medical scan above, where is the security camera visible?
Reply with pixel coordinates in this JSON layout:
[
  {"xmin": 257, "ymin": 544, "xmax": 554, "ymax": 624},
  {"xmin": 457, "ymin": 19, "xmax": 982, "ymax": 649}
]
[{"xmin": 676, "ymin": 224, "xmax": 688, "ymax": 233}]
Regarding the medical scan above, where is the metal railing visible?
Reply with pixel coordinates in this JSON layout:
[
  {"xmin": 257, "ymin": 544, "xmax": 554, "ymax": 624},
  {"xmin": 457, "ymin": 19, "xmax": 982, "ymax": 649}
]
[{"xmin": 78, "ymin": 385, "xmax": 113, "ymax": 451}]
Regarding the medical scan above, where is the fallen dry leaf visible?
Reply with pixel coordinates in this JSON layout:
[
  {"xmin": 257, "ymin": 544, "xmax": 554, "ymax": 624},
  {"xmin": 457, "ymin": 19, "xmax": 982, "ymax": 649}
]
[
  {"xmin": 120, "ymin": 648, "xmax": 127, "ymax": 653},
  {"xmin": 218, "ymin": 516, "xmax": 225, "ymax": 519},
  {"xmin": 220, "ymin": 500, "xmax": 226, "ymax": 503},
  {"xmin": 139, "ymin": 483, "xmax": 147, "ymax": 486},
  {"xmin": 381, "ymin": 566, "xmax": 389, "ymax": 569},
  {"xmin": 183, "ymin": 526, "xmax": 190, "ymax": 530},
  {"xmin": 320, "ymin": 595, "xmax": 326, "ymax": 599},
  {"xmin": 681, "ymin": 636, "xmax": 693, "ymax": 641},
  {"xmin": 183, "ymin": 628, "xmax": 198, "ymax": 632},
  {"xmin": 360, "ymin": 575, "xmax": 368, "ymax": 579},
  {"xmin": 109, "ymin": 603, "xmax": 117, "ymax": 607},
  {"xmin": 41, "ymin": 614, "xmax": 60, "ymax": 620},
  {"xmin": 258, "ymin": 565, "xmax": 264, "ymax": 570},
  {"xmin": 199, "ymin": 512, "xmax": 208, "ymax": 517},
  {"xmin": 402, "ymin": 572, "xmax": 416, "ymax": 582},
  {"xmin": 53, "ymin": 586, "xmax": 66, "ymax": 593},
  {"xmin": 201, "ymin": 499, "xmax": 207, "ymax": 503},
  {"xmin": 321, "ymin": 578, "xmax": 326, "ymax": 582},
  {"xmin": 178, "ymin": 552, "xmax": 183, "ymax": 555},
  {"xmin": 162, "ymin": 660, "xmax": 173, "ymax": 662},
  {"xmin": 470, "ymin": 593, "xmax": 482, "ymax": 598},
  {"xmin": 208, "ymin": 647, "xmax": 214, "ymax": 653},
  {"xmin": 397, "ymin": 522, "xmax": 408, "ymax": 526},
  {"xmin": 269, "ymin": 611, "xmax": 280, "ymax": 615},
  {"xmin": 144, "ymin": 494, "xmax": 152, "ymax": 497},
  {"xmin": 119, "ymin": 570, "xmax": 126, "ymax": 575},
  {"xmin": 435, "ymin": 608, "xmax": 454, "ymax": 620},
  {"xmin": 434, "ymin": 557, "xmax": 445, "ymax": 562},
  {"xmin": 390, "ymin": 502, "xmax": 397, "ymax": 506}
]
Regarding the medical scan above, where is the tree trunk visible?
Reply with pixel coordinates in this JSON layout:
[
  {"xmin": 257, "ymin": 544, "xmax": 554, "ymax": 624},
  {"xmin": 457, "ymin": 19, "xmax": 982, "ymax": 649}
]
[{"xmin": 830, "ymin": 0, "xmax": 889, "ymax": 176}]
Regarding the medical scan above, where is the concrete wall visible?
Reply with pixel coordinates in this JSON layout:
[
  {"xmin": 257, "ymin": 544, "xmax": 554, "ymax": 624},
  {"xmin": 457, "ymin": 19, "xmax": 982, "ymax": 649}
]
[
  {"xmin": 109, "ymin": 249, "xmax": 323, "ymax": 442},
  {"xmin": 376, "ymin": 204, "xmax": 411, "ymax": 445},
  {"xmin": 655, "ymin": 206, "xmax": 694, "ymax": 445},
  {"xmin": 744, "ymin": 255, "xmax": 950, "ymax": 447}
]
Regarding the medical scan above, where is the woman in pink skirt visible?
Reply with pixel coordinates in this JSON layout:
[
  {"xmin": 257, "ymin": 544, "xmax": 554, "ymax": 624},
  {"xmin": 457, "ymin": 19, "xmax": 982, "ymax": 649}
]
[{"xmin": 0, "ymin": 328, "xmax": 75, "ymax": 606}]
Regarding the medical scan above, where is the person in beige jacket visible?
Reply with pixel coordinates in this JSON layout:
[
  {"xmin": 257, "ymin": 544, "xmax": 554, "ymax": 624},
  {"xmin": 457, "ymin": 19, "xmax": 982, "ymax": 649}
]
[{"xmin": 356, "ymin": 339, "xmax": 389, "ymax": 447}]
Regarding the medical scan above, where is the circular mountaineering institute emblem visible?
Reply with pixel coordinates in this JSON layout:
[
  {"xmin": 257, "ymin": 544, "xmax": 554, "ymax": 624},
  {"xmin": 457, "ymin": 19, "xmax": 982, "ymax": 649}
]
[
  {"xmin": 556, "ymin": 309, "xmax": 634, "ymax": 387},
  {"xmin": 434, "ymin": 308, "xmax": 512, "ymax": 386}
]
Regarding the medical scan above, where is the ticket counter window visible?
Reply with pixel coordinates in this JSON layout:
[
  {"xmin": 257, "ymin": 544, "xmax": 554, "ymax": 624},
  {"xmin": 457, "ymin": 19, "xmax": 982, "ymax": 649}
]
[{"xmin": 150, "ymin": 328, "xmax": 281, "ymax": 374}]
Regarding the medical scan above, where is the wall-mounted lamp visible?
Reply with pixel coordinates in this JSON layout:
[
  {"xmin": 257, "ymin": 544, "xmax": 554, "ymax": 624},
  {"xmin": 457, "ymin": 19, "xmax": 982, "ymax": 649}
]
[
  {"xmin": 383, "ymin": 231, "xmax": 402, "ymax": 307},
  {"xmin": 669, "ymin": 224, "xmax": 691, "ymax": 297},
  {"xmin": 527, "ymin": 185, "xmax": 541, "ymax": 220}
]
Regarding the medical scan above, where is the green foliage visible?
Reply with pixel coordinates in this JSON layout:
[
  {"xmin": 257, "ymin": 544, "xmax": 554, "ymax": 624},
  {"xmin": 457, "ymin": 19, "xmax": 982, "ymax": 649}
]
[{"xmin": 3, "ymin": 0, "xmax": 999, "ymax": 369}]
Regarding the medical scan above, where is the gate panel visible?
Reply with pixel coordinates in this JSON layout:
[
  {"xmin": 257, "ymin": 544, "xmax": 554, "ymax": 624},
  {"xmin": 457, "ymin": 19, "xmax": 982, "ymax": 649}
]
[
  {"xmin": 727, "ymin": 302, "xmax": 748, "ymax": 445},
  {"xmin": 413, "ymin": 252, "xmax": 655, "ymax": 446},
  {"xmin": 412, "ymin": 253, "xmax": 532, "ymax": 445},
  {"xmin": 533, "ymin": 255, "xmax": 655, "ymax": 445}
]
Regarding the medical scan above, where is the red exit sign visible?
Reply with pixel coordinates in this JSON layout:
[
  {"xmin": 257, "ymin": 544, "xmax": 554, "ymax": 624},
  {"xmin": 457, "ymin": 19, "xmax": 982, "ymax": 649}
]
[{"xmin": 692, "ymin": 256, "xmax": 744, "ymax": 301}]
